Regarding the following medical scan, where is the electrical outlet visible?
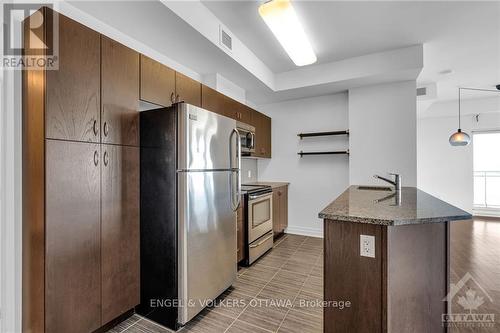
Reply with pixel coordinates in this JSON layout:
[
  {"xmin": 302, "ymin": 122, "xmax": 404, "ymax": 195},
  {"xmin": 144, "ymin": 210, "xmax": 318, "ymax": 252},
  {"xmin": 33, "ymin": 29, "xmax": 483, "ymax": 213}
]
[
  {"xmin": 247, "ymin": 170, "xmax": 252, "ymax": 178},
  {"xmin": 360, "ymin": 235, "xmax": 375, "ymax": 258}
]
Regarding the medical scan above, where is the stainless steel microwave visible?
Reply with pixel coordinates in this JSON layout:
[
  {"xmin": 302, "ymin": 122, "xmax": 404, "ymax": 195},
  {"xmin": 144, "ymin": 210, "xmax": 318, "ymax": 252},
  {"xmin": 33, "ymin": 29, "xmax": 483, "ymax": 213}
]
[{"xmin": 237, "ymin": 122, "xmax": 255, "ymax": 155}]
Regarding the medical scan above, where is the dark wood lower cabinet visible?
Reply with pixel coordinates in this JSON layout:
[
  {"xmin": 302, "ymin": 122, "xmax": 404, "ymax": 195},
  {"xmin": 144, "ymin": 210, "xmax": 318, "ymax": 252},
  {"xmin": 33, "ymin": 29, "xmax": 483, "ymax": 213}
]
[
  {"xmin": 45, "ymin": 139, "xmax": 101, "ymax": 333},
  {"xmin": 101, "ymin": 144, "xmax": 140, "ymax": 324},
  {"xmin": 272, "ymin": 186, "xmax": 288, "ymax": 237},
  {"xmin": 324, "ymin": 220, "xmax": 448, "ymax": 333}
]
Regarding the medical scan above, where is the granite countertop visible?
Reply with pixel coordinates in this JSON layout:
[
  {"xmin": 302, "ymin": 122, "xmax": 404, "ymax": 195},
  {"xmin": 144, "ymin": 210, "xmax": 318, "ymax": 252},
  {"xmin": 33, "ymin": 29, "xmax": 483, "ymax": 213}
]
[
  {"xmin": 247, "ymin": 181, "xmax": 289, "ymax": 189},
  {"xmin": 319, "ymin": 186, "xmax": 472, "ymax": 226}
]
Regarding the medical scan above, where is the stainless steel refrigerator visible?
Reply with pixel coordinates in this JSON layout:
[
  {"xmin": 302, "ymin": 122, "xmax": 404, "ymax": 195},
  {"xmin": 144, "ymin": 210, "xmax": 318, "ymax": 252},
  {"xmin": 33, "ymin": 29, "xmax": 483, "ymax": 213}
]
[{"xmin": 137, "ymin": 102, "xmax": 241, "ymax": 329}]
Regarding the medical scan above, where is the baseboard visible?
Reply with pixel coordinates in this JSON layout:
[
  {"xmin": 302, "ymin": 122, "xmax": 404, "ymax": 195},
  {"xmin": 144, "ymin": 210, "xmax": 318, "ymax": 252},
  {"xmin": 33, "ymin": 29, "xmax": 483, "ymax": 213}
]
[
  {"xmin": 473, "ymin": 208, "xmax": 500, "ymax": 218},
  {"xmin": 285, "ymin": 225, "xmax": 323, "ymax": 238}
]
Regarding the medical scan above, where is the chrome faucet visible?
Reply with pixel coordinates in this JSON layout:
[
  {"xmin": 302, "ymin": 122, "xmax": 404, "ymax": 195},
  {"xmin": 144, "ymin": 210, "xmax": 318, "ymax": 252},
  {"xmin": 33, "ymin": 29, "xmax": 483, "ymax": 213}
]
[{"xmin": 373, "ymin": 173, "xmax": 402, "ymax": 192}]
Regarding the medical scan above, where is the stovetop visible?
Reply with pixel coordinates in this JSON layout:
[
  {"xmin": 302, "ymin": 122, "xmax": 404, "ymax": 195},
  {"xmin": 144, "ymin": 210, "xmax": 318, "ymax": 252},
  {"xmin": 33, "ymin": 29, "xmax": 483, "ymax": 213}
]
[{"xmin": 241, "ymin": 184, "xmax": 272, "ymax": 196}]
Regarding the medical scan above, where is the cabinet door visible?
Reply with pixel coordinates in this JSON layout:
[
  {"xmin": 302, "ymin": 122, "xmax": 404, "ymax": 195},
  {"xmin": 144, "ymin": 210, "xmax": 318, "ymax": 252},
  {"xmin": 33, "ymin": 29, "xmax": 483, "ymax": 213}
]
[
  {"xmin": 46, "ymin": 13, "xmax": 100, "ymax": 142},
  {"xmin": 102, "ymin": 37, "xmax": 140, "ymax": 146},
  {"xmin": 175, "ymin": 72, "xmax": 201, "ymax": 107},
  {"xmin": 239, "ymin": 104, "xmax": 253, "ymax": 125},
  {"xmin": 45, "ymin": 140, "xmax": 101, "ymax": 333},
  {"xmin": 140, "ymin": 55, "xmax": 175, "ymax": 107},
  {"xmin": 261, "ymin": 114, "xmax": 272, "ymax": 158},
  {"xmin": 101, "ymin": 144, "xmax": 140, "ymax": 324},
  {"xmin": 253, "ymin": 112, "xmax": 271, "ymax": 158},
  {"xmin": 272, "ymin": 189, "xmax": 281, "ymax": 235},
  {"xmin": 279, "ymin": 187, "xmax": 288, "ymax": 231},
  {"xmin": 201, "ymin": 85, "xmax": 225, "ymax": 116}
]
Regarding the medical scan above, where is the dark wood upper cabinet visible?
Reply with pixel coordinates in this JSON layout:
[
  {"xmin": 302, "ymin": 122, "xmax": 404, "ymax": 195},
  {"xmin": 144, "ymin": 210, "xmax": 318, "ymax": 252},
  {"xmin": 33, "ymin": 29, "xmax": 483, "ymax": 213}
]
[
  {"xmin": 201, "ymin": 84, "xmax": 225, "ymax": 116},
  {"xmin": 45, "ymin": 140, "xmax": 101, "ymax": 333},
  {"xmin": 261, "ymin": 114, "xmax": 271, "ymax": 158},
  {"xmin": 175, "ymin": 72, "xmax": 201, "ymax": 107},
  {"xmin": 140, "ymin": 55, "xmax": 175, "ymax": 107},
  {"xmin": 238, "ymin": 103, "xmax": 253, "ymax": 125},
  {"xmin": 46, "ymin": 13, "xmax": 100, "ymax": 142},
  {"xmin": 101, "ymin": 144, "xmax": 140, "ymax": 324},
  {"xmin": 253, "ymin": 112, "xmax": 272, "ymax": 158},
  {"xmin": 101, "ymin": 36, "xmax": 140, "ymax": 146}
]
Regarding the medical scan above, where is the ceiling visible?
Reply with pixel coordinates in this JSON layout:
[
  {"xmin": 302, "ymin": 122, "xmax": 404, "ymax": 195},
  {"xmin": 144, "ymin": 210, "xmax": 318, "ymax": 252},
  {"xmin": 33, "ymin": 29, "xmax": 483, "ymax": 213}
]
[
  {"xmin": 202, "ymin": 1, "xmax": 500, "ymax": 102},
  {"xmin": 67, "ymin": 0, "xmax": 500, "ymax": 107}
]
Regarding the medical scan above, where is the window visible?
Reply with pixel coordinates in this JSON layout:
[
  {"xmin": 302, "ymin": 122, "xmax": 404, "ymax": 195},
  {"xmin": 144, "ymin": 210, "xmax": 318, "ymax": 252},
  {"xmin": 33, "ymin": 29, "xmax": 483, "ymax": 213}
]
[{"xmin": 473, "ymin": 132, "xmax": 500, "ymax": 208}]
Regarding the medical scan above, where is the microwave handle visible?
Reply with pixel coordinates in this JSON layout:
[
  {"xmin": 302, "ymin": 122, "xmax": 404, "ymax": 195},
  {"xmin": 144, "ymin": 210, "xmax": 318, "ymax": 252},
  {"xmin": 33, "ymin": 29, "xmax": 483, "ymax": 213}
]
[{"xmin": 249, "ymin": 132, "xmax": 255, "ymax": 149}]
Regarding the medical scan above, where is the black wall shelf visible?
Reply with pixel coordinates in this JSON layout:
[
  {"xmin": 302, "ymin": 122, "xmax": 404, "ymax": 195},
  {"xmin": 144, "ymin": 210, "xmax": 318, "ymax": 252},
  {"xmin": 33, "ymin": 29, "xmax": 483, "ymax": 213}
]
[
  {"xmin": 297, "ymin": 130, "xmax": 349, "ymax": 139},
  {"xmin": 298, "ymin": 150, "xmax": 349, "ymax": 157}
]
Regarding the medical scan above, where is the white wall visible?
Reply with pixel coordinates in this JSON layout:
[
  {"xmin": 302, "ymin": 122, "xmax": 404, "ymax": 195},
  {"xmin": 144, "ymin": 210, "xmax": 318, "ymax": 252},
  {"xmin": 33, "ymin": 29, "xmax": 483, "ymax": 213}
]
[
  {"xmin": 0, "ymin": 7, "xmax": 23, "ymax": 332},
  {"xmin": 258, "ymin": 94, "xmax": 349, "ymax": 237},
  {"xmin": 418, "ymin": 112, "xmax": 500, "ymax": 213},
  {"xmin": 349, "ymin": 81, "xmax": 417, "ymax": 186}
]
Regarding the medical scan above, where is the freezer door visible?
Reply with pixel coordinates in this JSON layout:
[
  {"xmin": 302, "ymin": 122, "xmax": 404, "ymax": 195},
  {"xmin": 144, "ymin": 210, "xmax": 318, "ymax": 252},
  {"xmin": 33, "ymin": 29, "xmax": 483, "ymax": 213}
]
[
  {"xmin": 178, "ymin": 170, "xmax": 237, "ymax": 325},
  {"xmin": 178, "ymin": 103, "xmax": 238, "ymax": 171}
]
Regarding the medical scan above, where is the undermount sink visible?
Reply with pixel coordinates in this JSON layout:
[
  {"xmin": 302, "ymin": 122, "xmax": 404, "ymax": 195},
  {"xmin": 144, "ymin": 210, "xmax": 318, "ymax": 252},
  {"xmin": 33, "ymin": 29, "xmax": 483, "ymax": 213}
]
[{"xmin": 357, "ymin": 186, "xmax": 393, "ymax": 191}]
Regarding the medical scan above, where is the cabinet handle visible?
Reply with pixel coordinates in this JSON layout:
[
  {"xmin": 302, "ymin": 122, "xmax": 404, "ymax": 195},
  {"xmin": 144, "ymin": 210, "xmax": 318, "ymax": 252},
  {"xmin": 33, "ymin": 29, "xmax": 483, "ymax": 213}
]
[
  {"xmin": 93, "ymin": 150, "xmax": 99, "ymax": 166},
  {"xmin": 170, "ymin": 92, "xmax": 175, "ymax": 104},
  {"xmin": 92, "ymin": 119, "xmax": 98, "ymax": 136},
  {"xmin": 103, "ymin": 151, "xmax": 108, "ymax": 166},
  {"xmin": 103, "ymin": 122, "xmax": 109, "ymax": 137}
]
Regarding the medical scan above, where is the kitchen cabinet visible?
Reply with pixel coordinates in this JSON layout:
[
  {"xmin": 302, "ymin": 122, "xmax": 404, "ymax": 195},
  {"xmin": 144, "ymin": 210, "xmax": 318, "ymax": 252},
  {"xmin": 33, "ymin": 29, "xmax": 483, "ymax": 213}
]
[
  {"xmin": 175, "ymin": 72, "xmax": 201, "ymax": 107},
  {"xmin": 45, "ymin": 13, "xmax": 100, "ymax": 142},
  {"xmin": 253, "ymin": 112, "xmax": 272, "ymax": 158},
  {"xmin": 45, "ymin": 140, "xmax": 101, "ymax": 333},
  {"xmin": 201, "ymin": 84, "xmax": 225, "ymax": 116},
  {"xmin": 238, "ymin": 104, "xmax": 253, "ymax": 126},
  {"xmin": 272, "ymin": 185, "xmax": 288, "ymax": 237},
  {"xmin": 23, "ymin": 9, "xmax": 140, "ymax": 333},
  {"xmin": 101, "ymin": 36, "xmax": 140, "ymax": 146},
  {"xmin": 140, "ymin": 55, "xmax": 175, "ymax": 107},
  {"xmin": 101, "ymin": 145, "xmax": 140, "ymax": 324},
  {"xmin": 237, "ymin": 195, "xmax": 245, "ymax": 263}
]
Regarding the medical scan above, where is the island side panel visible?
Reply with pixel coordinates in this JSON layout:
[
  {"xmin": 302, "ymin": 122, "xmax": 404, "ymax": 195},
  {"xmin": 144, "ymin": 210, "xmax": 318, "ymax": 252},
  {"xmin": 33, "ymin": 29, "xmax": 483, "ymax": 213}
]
[
  {"xmin": 386, "ymin": 222, "xmax": 448, "ymax": 333},
  {"xmin": 324, "ymin": 219, "xmax": 385, "ymax": 333}
]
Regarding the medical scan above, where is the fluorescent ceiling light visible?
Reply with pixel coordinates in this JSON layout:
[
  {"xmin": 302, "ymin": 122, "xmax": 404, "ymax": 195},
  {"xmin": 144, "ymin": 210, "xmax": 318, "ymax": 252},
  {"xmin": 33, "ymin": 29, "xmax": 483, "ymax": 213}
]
[{"xmin": 258, "ymin": 0, "xmax": 317, "ymax": 66}]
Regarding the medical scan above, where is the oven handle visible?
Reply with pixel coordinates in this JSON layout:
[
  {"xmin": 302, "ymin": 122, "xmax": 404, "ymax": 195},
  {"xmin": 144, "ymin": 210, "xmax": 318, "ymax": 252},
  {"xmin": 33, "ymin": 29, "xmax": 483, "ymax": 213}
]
[
  {"xmin": 248, "ymin": 193, "xmax": 272, "ymax": 201},
  {"xmin": 249, "ymin": 232, "xmax": 273, "ymax": 248}
]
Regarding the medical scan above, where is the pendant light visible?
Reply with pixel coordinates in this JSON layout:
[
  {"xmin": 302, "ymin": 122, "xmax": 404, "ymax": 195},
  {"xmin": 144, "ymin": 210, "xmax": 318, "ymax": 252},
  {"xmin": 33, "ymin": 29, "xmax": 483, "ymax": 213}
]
[
  {"xmin": 449, "ymin": 86, "xmax": 500, "ymax": 146},
  {"xmin": 449, "ymin": 88, "xmax": 471, "ymax": 146}
]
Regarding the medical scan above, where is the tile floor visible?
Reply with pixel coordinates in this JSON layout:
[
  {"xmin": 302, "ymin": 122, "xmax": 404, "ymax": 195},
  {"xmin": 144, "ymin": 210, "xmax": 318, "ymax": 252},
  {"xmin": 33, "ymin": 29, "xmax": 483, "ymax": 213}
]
[{"xmin": 106, "ymin": 234, "xmax": 323, "ymax": 333}]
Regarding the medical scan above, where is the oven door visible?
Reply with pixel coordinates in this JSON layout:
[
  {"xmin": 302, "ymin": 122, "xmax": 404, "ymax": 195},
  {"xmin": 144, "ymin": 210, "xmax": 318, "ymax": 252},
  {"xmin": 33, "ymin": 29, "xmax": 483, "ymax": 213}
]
[{"xmin": 247, "ymin": 193, "xmax": 273, "ymax": 243}]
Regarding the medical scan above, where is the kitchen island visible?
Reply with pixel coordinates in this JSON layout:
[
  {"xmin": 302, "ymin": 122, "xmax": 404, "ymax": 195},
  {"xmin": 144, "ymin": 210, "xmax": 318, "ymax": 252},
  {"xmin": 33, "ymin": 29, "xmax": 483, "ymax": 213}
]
[{"xmin": 319, "ymin": 186, "xmax": 471, "ymax": 333}]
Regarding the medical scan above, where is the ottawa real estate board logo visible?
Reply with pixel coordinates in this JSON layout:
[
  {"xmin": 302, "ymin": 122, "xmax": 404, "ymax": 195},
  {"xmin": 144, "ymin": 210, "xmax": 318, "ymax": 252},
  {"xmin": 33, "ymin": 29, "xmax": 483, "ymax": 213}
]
[
  {"xmin": 442, "ymin": 272, "xmax": 495, "ymax": 329},
  {"xmin": 3, "ymin": 3, "xmax": 58, "ymax": 70}
]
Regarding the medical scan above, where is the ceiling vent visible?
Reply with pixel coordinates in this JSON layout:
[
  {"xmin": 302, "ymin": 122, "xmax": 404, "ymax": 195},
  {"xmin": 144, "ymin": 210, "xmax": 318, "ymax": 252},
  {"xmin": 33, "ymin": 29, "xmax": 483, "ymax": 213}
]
[
  {"xmin": 219, "ymin": 26, "xmax": 232, "ymax": 52},
  {"xmin": 417, "ymin": 83, "xmax": 437, "ymax": 101},
  {"xmin": 416, "ymin": 87, "xmax": 427, "ymax": 96}
]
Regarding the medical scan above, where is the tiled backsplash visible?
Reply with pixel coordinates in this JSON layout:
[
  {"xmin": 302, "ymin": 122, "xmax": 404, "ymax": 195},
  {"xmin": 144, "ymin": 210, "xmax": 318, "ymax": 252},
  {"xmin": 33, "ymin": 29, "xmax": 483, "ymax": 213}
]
[{"xmin": 241, "ymin": 158, "xmax": 258, "ymax": 184}]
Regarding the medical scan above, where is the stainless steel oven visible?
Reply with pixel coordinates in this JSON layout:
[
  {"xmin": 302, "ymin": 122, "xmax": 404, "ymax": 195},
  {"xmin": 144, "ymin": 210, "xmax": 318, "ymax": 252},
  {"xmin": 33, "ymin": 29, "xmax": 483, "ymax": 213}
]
[
  {"xmin": 237, "ymin": 122, "xmax": 255, "ymax": 156},
  {"xmin": 246, "ymin": 188, "xmax": 273, "ymax": 265}
]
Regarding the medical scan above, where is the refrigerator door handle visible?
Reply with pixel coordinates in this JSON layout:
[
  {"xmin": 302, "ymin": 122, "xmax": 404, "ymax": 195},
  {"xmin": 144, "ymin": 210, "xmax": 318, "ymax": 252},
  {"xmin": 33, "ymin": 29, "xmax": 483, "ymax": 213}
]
[{"xmin": 230, "ymin": 128, "xmax": 241, "ymax": 211}]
